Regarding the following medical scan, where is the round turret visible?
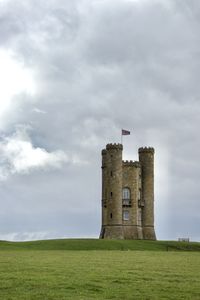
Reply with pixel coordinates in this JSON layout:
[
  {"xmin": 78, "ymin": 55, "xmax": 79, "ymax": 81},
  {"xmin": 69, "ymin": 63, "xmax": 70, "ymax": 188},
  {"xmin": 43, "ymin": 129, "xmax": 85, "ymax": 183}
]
[
  {"xmin": 106, "ymin": 144, "xmax": 123, "ymax": 227},
  {"xmin": 139, "ymin": 147, "xmax": 156, "ymax": 240},
  {"xmin": 100, "ymin": 143, "xmax": 123, "ymax": 239}
]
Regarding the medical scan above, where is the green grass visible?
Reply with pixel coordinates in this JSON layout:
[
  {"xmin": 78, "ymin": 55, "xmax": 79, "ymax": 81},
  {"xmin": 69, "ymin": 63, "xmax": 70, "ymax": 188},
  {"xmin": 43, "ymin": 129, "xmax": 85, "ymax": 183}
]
[
  {"xmin": 0, "ymin": 238, "xmax": 200, "ymax": 251},
  {"xmin": 0, "ymin": 239, "xmax": 200, "ymax": 299}
]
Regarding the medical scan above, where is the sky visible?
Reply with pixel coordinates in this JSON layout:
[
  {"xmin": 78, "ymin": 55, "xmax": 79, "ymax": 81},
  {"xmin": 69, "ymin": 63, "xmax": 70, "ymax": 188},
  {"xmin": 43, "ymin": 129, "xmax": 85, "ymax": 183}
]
[{"xmin": 0, "ymin": 0, "xmax": 199, "ymax": 241}]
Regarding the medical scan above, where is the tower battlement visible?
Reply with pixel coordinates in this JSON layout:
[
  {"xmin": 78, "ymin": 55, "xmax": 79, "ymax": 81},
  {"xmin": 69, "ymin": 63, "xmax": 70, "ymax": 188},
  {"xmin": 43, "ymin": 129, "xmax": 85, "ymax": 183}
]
[
  {"xmin": 123, "ymin": 160, "xmax": 141, "ymax": 168},
  {"xmin": 100, "ymin": 143, "xmax": 156, "ymax": 240},
  {"xmin": 138, "ymin": 147, "xmax": 154, "ymax": 154},
  {"xmin": 106, "ymin": 143, "xmax": 123, "ymax": 150}
]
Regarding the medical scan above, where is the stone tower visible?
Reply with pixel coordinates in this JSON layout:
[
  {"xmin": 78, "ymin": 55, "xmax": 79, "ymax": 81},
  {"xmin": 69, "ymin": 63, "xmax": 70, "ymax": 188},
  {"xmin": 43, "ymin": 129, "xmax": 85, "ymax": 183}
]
[{"xmin": 99, "ymin": 143, "xmax": 156, "ymax": 240}]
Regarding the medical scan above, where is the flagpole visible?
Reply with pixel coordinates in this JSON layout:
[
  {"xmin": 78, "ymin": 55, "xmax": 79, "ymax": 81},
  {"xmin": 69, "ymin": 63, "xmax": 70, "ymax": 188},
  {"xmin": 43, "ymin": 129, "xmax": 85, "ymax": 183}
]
[{"xmin": 121, "ymin": 129, "xmax": 131, "ymax": 145}]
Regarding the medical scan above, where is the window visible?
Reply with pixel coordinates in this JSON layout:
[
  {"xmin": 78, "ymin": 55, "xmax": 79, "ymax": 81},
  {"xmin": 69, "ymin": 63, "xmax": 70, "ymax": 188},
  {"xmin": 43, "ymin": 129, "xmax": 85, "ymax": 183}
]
[
  {"xmin": 123, "ymin": 188, "xmax": 130, "ymax": 200},
  {"xmin": 110, "ymin": 192, "xmax": 113, "ymax": 197},
  {"xmin": 110, "ymin": 213, "xmax": 113, "ymax": 219},
  {"xmin": 123, "ymin": 211, "xmax": 129, "ymax": 221},
  {"xmin": 122, "ymin": 188, "xmax": 131, "ymax": 206}
]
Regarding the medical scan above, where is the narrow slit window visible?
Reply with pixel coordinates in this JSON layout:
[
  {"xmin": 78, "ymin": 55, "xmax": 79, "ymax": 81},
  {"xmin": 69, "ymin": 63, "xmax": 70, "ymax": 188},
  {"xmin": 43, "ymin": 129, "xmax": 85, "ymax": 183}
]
[{"xmin": 139, "ymin": 189, "xmax": 141, "ymax": 200}]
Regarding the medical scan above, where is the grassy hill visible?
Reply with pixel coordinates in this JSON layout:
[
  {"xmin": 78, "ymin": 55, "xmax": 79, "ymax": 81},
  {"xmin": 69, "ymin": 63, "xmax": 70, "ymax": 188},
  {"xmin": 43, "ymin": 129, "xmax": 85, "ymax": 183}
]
[
  {"xmin": 0, "ymin": 239, "xmax": 200, "ymax": 299},
  {"xmin": 0, "ymin": 238, "xmax": 200, "ymax": 251}
]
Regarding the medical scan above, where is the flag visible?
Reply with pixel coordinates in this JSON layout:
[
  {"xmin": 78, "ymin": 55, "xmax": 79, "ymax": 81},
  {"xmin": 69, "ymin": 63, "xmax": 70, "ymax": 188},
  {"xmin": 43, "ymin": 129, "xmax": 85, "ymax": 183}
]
[{"xmin": 122, "ymin": 129, "xmax": 130, "ymax": 135}]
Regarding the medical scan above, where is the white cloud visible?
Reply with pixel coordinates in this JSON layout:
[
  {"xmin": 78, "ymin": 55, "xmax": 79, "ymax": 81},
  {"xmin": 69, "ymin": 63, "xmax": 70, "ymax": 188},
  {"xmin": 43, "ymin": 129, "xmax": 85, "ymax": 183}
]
[
  {"xmin": 0, "ymin": 231, "xmax": 56, "ymax": 242},
  {"xmin": 0, "ymin": 126, "xmax": 68, "ymax": 179},
  {"xmin": 0, "ymin": 49, "xmax": 36, "ymax": 127}
]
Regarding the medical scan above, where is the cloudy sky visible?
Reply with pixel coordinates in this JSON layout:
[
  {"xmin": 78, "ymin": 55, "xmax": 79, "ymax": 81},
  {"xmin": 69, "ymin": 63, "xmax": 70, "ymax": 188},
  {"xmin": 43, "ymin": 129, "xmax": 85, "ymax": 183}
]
[{"xmin": 0, "ymin": 0, "xmax": 199, "ymax": 241}]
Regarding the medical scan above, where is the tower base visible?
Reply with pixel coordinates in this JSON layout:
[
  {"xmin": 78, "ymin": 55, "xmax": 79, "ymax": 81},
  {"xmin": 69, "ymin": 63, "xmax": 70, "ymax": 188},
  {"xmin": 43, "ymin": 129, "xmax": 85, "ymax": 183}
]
[
  {"xmin": 100, "ymin": 225, "xmax": 124, "ymax": 239},
  {"xmin": 123, "ymin": 225, "xmax": 143, "ymax": 239},
  {"xmin": 143, "ymin": 226, "xmax": 156, "ymax": 240},
  {"xmin": 100, "ymin": 225, "xmax": 147, "ymax": 240}
]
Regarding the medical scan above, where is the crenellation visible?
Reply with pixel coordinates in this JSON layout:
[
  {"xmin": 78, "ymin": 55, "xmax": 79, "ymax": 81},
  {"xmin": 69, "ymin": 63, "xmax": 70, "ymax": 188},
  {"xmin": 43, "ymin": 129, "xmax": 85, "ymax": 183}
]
[
  {"xmin": 106, "ymin": 143, "xmax": 123, "ymax": 150},
  {"xmin": 139, "ymin": 147, "xmax": 154, "ymax": 154},
  {"xmin": 123, "ymin": 160, "xmax": 141, "ymax": 168},
  {"xmin": 123, "ymin": 161, "xmax": 134, "ymax": 166}
]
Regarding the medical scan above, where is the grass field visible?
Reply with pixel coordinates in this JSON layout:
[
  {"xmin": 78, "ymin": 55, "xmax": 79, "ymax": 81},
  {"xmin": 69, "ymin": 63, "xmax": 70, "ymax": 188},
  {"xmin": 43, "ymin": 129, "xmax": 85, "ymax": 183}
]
[
  {"xmin": 1, "ymin": 238, "xmax": 200, "ymax": 251},
  {"xmin": 0, "ymin": 239, "xmax": 200, "ymax": 300}
]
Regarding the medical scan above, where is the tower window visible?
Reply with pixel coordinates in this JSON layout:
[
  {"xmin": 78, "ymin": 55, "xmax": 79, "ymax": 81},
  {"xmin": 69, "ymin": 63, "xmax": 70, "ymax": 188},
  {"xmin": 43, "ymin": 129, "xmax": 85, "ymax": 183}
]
[
  {"xmin": 110, "ymin": 213, "xmax": 112, "ymax": 219},
  {"xmin": 123, "ymin": 211, "xmax": 129, "ymax": 221},
  {"xmin": 123, "ymin": 187, "xmax": 130, "ymax": 199},
  {"xmin": 122, "ymin": 187, "xmax": 131, "ymax": 206},
  {"xmin": 110, "ymin": 192, "xmax": 113, "ymax": 197},
  {"xmin": 110, "ymin": 171, "xmax": 113, "ymax": 176}
]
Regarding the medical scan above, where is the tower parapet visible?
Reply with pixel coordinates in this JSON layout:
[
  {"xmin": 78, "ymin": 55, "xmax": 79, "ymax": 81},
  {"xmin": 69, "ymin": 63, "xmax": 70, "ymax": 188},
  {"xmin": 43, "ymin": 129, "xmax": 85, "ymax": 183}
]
[
  {"xmin": 139, "ymin": 147, "xmax": 154, "ymax": 154},
  {"xmin": 123, "ymin": 160, "xmax": 141, "ymax": 168},
  {"xmin": 106, "ymin": 143, "xmax": 123, "ymax": 150}
]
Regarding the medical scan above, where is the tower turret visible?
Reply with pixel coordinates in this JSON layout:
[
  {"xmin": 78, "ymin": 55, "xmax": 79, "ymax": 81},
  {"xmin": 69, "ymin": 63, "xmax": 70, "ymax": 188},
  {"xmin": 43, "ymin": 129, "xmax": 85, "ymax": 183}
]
[
  {"xmin": 99, "ymin": 149, "xmax": 107, "ymax": 238},
  {"xmin": 139, "ymin": 147, "xmax": 156, "ymax": 240},
  {"xmin": 100, "ymin": 143, "xmax": 124, "ymax": 239}
]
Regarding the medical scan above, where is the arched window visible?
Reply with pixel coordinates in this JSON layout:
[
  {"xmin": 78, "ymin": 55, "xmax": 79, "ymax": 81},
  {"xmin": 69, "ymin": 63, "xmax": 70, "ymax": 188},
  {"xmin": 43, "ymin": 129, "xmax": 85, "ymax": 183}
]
[{"xmin": 122, "ymin": 188, "xmax": 131, "ymax": 206}]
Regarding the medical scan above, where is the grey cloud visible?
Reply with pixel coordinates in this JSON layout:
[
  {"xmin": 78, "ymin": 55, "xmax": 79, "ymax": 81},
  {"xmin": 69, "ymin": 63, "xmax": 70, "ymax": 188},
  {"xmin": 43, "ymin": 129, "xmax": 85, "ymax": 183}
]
[{"xmin": 0, "ymin": 0, "xmax": 199, "ymax": 241}]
